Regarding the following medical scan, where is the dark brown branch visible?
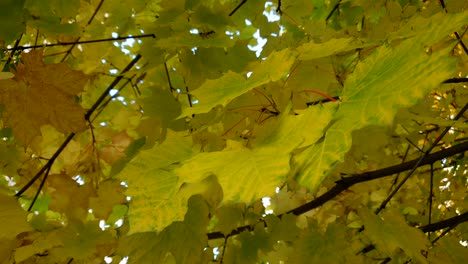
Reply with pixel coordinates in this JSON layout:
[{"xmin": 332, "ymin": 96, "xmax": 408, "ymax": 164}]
[
  {"xmin": 229, "ymin": 0, "xmax": 247, "ymax": 16},
  {"xmin": 207, "ymin": 141, "xmax": 468, "ymax": 240},
  {"xmin": 15, "ymin": 54, "xmax": 142, "ymax": 197},
  {"xmin": 420, "ymin": 211, "xmax": 468, "ymax": 233},
  {"xmin": 442, "ymin": 78, "xmax": 468, "ymax": 83},
  {"xmin": 8, "ymin": 34, "xmax": 156, "ymax": 51}
]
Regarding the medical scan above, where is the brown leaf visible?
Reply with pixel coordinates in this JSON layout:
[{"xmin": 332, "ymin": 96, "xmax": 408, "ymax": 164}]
[{"xmin": 0, "ymin": 50, "xmax": 88, "ymax": 146}]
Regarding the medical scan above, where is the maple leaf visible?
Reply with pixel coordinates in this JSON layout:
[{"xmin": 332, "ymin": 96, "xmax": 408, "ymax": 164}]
[{"xmin": 0, "ymin": 49, "xmax": 88, "ymax": 145}]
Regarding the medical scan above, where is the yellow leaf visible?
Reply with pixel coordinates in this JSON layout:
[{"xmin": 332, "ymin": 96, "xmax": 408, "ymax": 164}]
[
  {"xmin": 0, "ymin": 193, "xmax": 33, "ymax": 240},
  {"xmin": 0, "ymin": 50, "xmax": 88, "ymax": 146}
]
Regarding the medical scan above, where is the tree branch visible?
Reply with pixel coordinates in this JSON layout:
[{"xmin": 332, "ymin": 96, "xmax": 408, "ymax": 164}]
[
  {"xmin": 420, "ymin": 211, "xmax": 468, "ymax": 233},
  {"xmin": 442, "ymin": 78, "xmax": 468, "ymax": 84},
  {"xmin": 207, "ymin": 141, "xmax": 468, "ymax": 240},
  {"xmin": 8, "ymin": 34, "xmax": 156, "ymax": 51}
]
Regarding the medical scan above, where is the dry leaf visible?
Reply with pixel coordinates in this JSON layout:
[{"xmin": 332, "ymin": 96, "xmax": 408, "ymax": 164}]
[{"xmin": 0, "ymin": 49, "xmax": 88, "ymax": 145}]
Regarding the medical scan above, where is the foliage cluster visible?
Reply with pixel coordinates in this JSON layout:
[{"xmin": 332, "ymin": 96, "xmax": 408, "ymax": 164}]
[{"xmin": 0, "ymin": 0, "xmax": 468, "ymax": 263}]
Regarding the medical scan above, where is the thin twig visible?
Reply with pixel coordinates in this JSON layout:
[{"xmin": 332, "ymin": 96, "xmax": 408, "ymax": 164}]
[
  {"xmin": 375, "ymin": 102, "xmax": 468, "ymax": 214},
  {"xmin": 15, "ymin": 133, "xmax": 76, "ymax": 197},
  {"xmin": 431, "ymin": 225, "xmax": 455, "ymax": 245},
  {"xmin": 276, "ymin": 0, "xmax": 282, "ymax": 14},
  {"xmin": 389, "ymin": 145, "xmax": 410, "ymax": 192},
  {"xmin": 61, "ymin": 0, "xmax": 105, "ymax": 62},
  {"xmin": 454, "ymin": 31, "xmax": 468, "ymax": 55},
  {"xmin": 27, "ymin": 164, "xmax": 51, "ymax": 211},
  {"xmin": 85, "ymin": 54, "xmax": 142, "ymax": 120},
  {"xmin": 229, "ymin": 0, "xmax": 247, "ymax": 16},
  {"xmin": 9, "ymin": 34, "xmax": 156, "ymax": 51},
  {"xmin": 92, "ymin": 74, "xmax": 136, "ymax": 122},
  {"xmin": 5, "ymin": 33, "xmax": 23, "ymax": 65},
  {"xmin": 427, "ymin": 163, "xmax": 434, "ymax": 240},
  {"xmin": 325, "ymin": 1, "xmax": 341, "ymax": 23},
  {"xmin": 164, "ymin": 62, "xmax": 176, "ymax": 92}
]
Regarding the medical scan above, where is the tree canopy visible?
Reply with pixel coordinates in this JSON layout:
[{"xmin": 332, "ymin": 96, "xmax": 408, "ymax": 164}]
[{"xmin": 1, "ymin": 0, "xmax": 468, "ymax": 263}]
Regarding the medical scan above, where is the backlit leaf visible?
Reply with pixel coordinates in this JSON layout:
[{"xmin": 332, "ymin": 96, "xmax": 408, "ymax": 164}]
[{"xmin": 181, "ymin": 48, "xmax": 297, "ymax": 117}]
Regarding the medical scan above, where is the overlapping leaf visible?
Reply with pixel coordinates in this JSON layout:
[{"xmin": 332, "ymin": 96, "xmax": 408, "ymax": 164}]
[
  {"xmin": 177, "ymin": 104, "xmax": 334, "ymax": 202},
  {"xmin": 0, "ymin": 50, "xmax": 88, "ymax": 145},
  {"xmin": 116, "ymin": 130, "xmax": 198, "ymax": 233},
  {"xmin": 117, "ymin": 195, "xmax": 212, "ymax": 263},
  {"xmin": 360, "ymin": 209, "xmax": 430, "ymax": 263},
  {"xmin": 295, "ymin": 11, "xmax": 468, "ymax": 191},
  {"xmin": 0, "ymin": 193, "xmax": 32, "ymax": 240},
  {"xmin": 180, "ymin": 48, "xmax": 297, "ymax": 117}
]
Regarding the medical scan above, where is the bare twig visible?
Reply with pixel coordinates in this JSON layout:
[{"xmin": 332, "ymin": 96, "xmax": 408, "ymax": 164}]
[
  {"xmin": 61, "ymin": 0, "xmax": 105, "ymax": 62},
  {"xmin": 375, "ymin": 102, "xmax": 468, "ymax": 214},
  {"xmin": 9, "ymin": 34, "xmax": 156, "ymax": 51},
  {"xmin": 5, "ymin": 33, "xmax": 22, "ymax": 65},
  {"xmin": 325, "ymin": 1, "xmax": 341, "ymax": 23},
  {"xmin": 229, "ymin": 0, "xmax": 247, "ymax": 16},
  {"xmin": 27, "ymin": 162, "xmax": 51, "ymax": 211}
]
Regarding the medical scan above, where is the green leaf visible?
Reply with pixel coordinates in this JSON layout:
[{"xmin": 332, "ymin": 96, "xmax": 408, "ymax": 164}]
[
  {"xmin": 360, "ymin": 209, "xmax": 430, "ymax": 263},
  {"xmin": 117, "ymin": 195, "xmax": 211, "ymax": 263},
  {"xmin": 177, "ymin": 105, "xmax": 333, "ymax": 202},
  {"xmin": 264, "ymin": 213, "xmax": 300, "ymax": 242},
  {"xmin": 176, "ymin": 140, "xmax": 290, "ymax": 202},
  {"xmin": 224, "ymin": 223, "xmax": 273, "ymax": 264},
  {"xmin": 288, "ymin": 222, "xmax": 358, "ymax": 263},
  {"xmin": 295, "ymin": 125, "xmax": 352, "ymax": 192},
  {"xmin": 0, "ymin": 0, "xmax": 25, "ymax": 43},
  {"xmin": 215, "ymin": 205, "xmax": 244, "ymax": 235},
  {"xmin": 116, "ymin": 130, "xmax": 195, "ymax": 233},
  {"xmin": 180, "ymin": 48, "xmax": 297, "ymax": 117},
  {"xmin": 429, "ymin": 236, "xmax": 468, "ymax": 263},
  {"xmin": 338, "ymin": 11, "xmax": 468, "ymax": 129},
  {"xmin": 295, "ymin": 10, "xmax": 468, "ymax": 191},
  {"xmin": 297, "ymin": 38, "xmax": 375, "ymax": 61}
]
